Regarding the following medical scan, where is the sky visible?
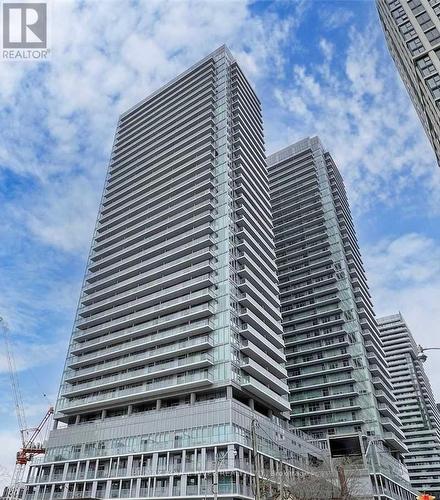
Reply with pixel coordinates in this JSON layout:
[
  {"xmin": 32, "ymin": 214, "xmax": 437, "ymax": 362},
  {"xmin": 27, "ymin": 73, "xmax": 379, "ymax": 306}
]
[{"xmin": 0, "ymin": 0, "xmax": 439, "ymax": 488}]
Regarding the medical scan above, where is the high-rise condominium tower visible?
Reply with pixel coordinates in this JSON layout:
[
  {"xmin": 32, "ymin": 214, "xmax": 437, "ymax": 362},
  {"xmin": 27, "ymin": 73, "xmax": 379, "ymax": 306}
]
[
  {"xmin": 376, "ymin": 0, "xmax": 440, "ymax": 167},
  {"xmin": 379, "ymin": 313, "xmax": 440, "ymax": 496},
  {"xmin": 24, "ymin": 46, "xmax": 325, "ymax": 500},
  {"xmin": 268, "ymin": 137, "xmax": 415, "ymax": 499}
]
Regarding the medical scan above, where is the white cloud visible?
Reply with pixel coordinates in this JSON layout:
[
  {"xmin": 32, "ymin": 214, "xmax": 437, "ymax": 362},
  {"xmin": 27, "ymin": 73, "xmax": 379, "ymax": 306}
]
[
  {"xmin": 0, "ymin": 338, "xmax": 65, "ymax": 374},
  {"xmin": 366, "ymin": 233, "xmax": 440, "ymax": 287},
  {"xmin": 319, "ymin": 38, "xmax": 334, "ymax": 61},
  {"xmin": 364, "ymin": 233, "xmax": 440, "ymax": 398},
  {"xmin": 271, "ymin": 23, "xmax": 440, "ymax": 214},
  {"xmin": 320, "ymin": 7, "xmax": 355, "ymax": 30},
  {"xmin": 23, "ymin": 175, "xmax": 101, "ymax": 253},
  {"xmin": 0, "ymin": 0, "xmax": 304, "ymax": 255}
]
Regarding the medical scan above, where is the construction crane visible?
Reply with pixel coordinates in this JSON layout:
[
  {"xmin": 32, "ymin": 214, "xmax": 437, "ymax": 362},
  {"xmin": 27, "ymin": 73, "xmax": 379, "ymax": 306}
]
[{"xmin": 0, "ymin": 316, "xmax": 54, "ymax": 500}]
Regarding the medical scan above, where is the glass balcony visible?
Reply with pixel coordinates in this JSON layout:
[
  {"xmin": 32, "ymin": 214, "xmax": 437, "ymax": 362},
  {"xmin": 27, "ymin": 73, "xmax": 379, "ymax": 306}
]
[
  {"xmin": 92, "ymin": 198, "xmax": 215, "ymax": 262},
  {"xmin": 65, "ymin": 335, "xmax": 214, "ymax": 380},
  {"xmin": 58, "ymin": 369, "xmax": 213, "ymax": 412},
  {"xmin": 85, "ymin": 224, "xmax": 214, "ymax": 283},
  {"xmin": 109, "ymin": 121, "xmax": 212, "ymax": 197},
  {"xmin": 89, "ymin": 210, "xmax": 214, "ymax": 267},
  {"xmin": 62, "ymin": 351, "xmax": 213, "ymax": 396},
  {"xmin": 240, "ymin": 338, "xmax": 285, "ymax": 371},
  {"xmin": 70, "ymin": 317, "xmax": 214, "ymax": 359},
  {"xmin": 241, "ymin": 374, "xmax": 290, "ymax": 412},
  {"xmin": 71, "ymin": 302, "xmax": 215, "ymax": 351},
  {"xmin": 98, "ymin": 176, "xmax": 214, "ymax": 236},
  {"xmin": 239, "ymin": 309, "xmax": 283, "ymax": 349},
  {"xmin": 102, "ymin": 145, "xmax": 214, "ymax": 220},
  {"xmin": 73, "ymin": 287, "xmax": 216, "ymax": 339},
  {"xmin": 186, "ymin": 485, "xmax": 198, "ymax": 495},
  {"xmin": 77, "ymin": 272, "xmax": 214, "ymax": 327},
  {"xmin": 107, "ymin": 121, "xmax": 214, "ymax": 194},
  {"xmin": 153, "ymin": 486, "xmax": 171, "ymax": 497},
  {"xmin": 241, "ymin": 357, "xmax": 288, "ymax": 395},
  {"xmin": 82, "ymin": 240, "xmax": 214, "ymax": 297},
  {"xmin": 95, "ymin": 191, "xmax": 215, "ymax": 254}
]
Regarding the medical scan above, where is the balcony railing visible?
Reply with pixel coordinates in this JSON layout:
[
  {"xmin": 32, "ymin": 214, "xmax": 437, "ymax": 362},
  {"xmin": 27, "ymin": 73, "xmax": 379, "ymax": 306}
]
[
  {"xmin": 79, "ymin": 261, "xmax": 213, "ymax": 313},
  {"xmin": 70, "ymin": 318, "xmax": 214, "ymax": 360},
  {"xmin": 58, "ymin": 369, "xmax": 213, "ymax": 411},
  {"xmin": 85, "ymin": 225, "xmax": 214, "ymax": 285},
  {"xmin": 65, "ymin": 335, "xmax": 213, "ymax": 380},
  {"xmin": 62, "ymin": 351, "xmax": 213, "ymax": 395},
  {"xmin": 77, "ymin": 272, "xmax": 214, "ymax": 326},
  {"xmin": 71, "ymin": 302, "xmax": 215, "ymax": 351},
  {"xmin": 73, "ymin": 287, "xmax": 216, "ymax": 339}
]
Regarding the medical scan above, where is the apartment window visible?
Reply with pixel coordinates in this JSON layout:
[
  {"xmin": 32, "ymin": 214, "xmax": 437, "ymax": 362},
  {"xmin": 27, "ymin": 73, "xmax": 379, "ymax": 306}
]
[
  {"xmin": 387, "ymin": 0, "xmax": 400, "ymax": 8},
  {"xmin": 417, "ymin": 11, "xmax": 434, "ymax": 31},
  {"xmin": 408, "ymin": 0, "xmax": 425, "ymax": 15},
  {"xmin": 392, "ymin": 6, "xmax": 408, "ymax": 24},
  {"xmin": 408, "ymin": 36, "xmax": 425, "ymax": 54},
  {"xmin": 399, "ymin": 20, "xmax": 417, "ymax": 41},
  {"xmin": 426, "ymin": 27, "xmax": 440, "ymax": 45},
  {"xmin": 354, "ymin": 358, "xmax": 362, "ymax": 367},
  {"xmin": 427, "ymin": 74, "xmax": 440, "ymax": 98},
  {"xmin": 417, "ymin": 55, "xmax": 437, "ymax": 76},
  {"xmin": 432, "ymin": 4, "xmax": 440, "ymax": 17}
]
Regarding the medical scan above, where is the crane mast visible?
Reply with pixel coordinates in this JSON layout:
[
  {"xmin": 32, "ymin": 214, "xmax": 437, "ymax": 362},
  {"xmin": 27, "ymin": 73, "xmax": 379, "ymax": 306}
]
[{"xmin": 0, "ymin": 317, "xmax": 54, "ymax": 500}]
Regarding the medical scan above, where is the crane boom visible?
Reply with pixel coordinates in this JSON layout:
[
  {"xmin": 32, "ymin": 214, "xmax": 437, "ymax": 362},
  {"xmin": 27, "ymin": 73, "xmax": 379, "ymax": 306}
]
[
  {"xmin": 0, "ymin": 317, "xmax": 28, "ymax": 445},
  {"xmin": 0, "ymin": 317, "xmax": 54, "ymax": 500}
]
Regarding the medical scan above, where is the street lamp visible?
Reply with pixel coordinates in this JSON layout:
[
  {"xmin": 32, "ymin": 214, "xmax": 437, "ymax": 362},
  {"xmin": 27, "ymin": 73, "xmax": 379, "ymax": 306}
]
[
  {"xmin": 212, "ymin": 448, "xmax": 237, "ymax": 500},
  {"xmin": 417, "ymin": 345, "xmax": 440, "ymax": 363}
]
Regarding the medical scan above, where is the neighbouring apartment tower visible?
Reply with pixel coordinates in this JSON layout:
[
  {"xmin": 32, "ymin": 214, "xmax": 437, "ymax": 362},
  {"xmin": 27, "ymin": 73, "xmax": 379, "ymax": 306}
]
[
  {"xmin": 376, "ymin": 0, "xmax": 440, "ymax": 166},
  {"xmin": 379, "ymin": 313, "xmax": 440, "ymax": 497},
  {"xmin": 24, "ymin": 46, "xmax": 325, "ymax": 500},
  {"xmin": 268, "ymin": 137, "xmax": 416, "ymax": 499}
]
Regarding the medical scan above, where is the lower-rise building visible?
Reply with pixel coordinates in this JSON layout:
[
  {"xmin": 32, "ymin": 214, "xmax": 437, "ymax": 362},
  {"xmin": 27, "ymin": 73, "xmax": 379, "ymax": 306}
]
[{"xmin": 379, "ymin": 313, "xmax": 440, "ymax": 497}]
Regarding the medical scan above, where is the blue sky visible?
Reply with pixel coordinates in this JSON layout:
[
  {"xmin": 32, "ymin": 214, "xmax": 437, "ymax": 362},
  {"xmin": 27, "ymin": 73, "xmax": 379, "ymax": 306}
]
[{"xmin": 1, "ymin": 0, "xmax": 439, "ymax": 485}]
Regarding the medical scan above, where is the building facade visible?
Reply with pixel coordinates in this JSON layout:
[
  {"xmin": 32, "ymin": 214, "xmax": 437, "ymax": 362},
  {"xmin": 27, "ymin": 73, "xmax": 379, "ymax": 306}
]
[
  {"xmin": 24, "ymin": 47, "xmax": 324, "ymax": 500},
  {"xmin": 376, "ymin": 0, "xmax": 440, "ymax": 167},
  {"xmin": 379, "ymin": 313, "xmax": 440, "ymax": 496},
  {"xmin": 268, "ymin": 137, "xmax": 416, "ymax": 499}
]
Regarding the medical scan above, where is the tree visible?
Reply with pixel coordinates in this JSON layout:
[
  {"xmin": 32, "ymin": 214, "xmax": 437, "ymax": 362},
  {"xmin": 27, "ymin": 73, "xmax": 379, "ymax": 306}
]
[{"xmin": 259, "ymin": 456, "xmax": 367, "ymax": 500}]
